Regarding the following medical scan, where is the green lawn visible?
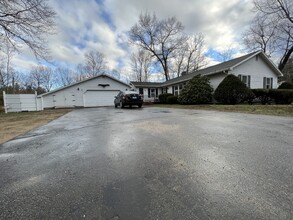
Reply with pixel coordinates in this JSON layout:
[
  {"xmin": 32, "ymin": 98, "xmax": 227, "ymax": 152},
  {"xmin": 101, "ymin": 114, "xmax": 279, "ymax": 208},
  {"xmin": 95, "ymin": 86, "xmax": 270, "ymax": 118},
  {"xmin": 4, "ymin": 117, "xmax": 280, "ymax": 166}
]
[{"xmin": 153, "ymin": 104, "xmax": 293, "ymax": 117}]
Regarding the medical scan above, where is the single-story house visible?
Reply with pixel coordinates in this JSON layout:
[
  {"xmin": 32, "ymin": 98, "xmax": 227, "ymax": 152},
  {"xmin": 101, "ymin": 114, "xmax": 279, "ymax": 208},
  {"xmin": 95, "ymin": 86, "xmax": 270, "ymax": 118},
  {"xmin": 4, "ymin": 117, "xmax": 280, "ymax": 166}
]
[
  {"xmin": 39, "ymin": 74, "xmax": 130, "ymax": 108},
  {"xmin": 131, "ymin": 50, "xmax": 283, "ymax": 101}
]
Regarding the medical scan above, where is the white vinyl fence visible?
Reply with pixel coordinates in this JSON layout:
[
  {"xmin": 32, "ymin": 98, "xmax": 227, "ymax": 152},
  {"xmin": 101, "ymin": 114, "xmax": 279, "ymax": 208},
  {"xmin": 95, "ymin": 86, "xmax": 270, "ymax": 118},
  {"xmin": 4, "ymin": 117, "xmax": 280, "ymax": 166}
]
[{"xmin": 3, "ymin": 91, "xmax": 43, "ymax": 113}]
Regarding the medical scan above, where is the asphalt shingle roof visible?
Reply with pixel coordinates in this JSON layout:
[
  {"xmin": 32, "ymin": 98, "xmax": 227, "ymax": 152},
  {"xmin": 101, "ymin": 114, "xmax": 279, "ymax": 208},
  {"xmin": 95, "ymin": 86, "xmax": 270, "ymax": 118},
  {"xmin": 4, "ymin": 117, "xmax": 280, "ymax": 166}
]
[
  {"xmin": 162, "ymin": 51, "xmax": 259, "ymax": 86},
  {"xmin": 130, "ymin": 50, "xmax": 283, "ymax": 88}
]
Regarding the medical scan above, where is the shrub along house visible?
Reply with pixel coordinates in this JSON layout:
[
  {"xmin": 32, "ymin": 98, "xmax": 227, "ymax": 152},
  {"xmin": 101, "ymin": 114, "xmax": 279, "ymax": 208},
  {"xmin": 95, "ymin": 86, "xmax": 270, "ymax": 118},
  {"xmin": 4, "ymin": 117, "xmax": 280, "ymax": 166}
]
[{"xmin": 131, "ymin": 51, "xmax": 283, "ymax": 101}]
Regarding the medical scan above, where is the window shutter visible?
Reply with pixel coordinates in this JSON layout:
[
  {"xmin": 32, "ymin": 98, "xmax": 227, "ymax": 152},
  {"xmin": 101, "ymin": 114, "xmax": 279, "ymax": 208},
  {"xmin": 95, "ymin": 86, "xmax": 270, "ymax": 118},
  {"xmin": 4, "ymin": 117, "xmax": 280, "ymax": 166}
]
[
  {"xmin": 248, "ymin": 75, "xmax": 251, "ymax": 88},
  {"xmin": 270, "ymin": 78, "xmax": 273, "ymax": 89},
  {"xmin": 148, "ymin": 88, "xmax": 150, "ymax": 98},
  {"xmin": 172, "ymin": 86, "xmax": 174, "ymax": 95},
  {"xmin": 263, "ymin": 77, "xmax": 266, "ymax": 89},
  {"xmin": 156, "ymin": 88, "xmax": 158, "ymax": 97}
]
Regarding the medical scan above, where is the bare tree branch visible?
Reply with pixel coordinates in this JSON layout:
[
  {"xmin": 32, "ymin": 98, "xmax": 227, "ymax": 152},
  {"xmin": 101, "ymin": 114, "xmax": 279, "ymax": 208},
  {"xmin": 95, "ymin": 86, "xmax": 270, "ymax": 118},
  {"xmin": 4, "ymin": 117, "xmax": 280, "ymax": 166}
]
[
  {"xmin": 83, "ymin": 51, "xmax": 108, "ymax": 78},
  {"xmin": 55, "ymin": 67, "xmax": 75, "ymax": 87},
  {"xmin": 29, "ymin": 65, "xmax": 54, "ymax": 92},
  {"xmin": 247, "ymin": 0, "xmax": 293, "ymax": 71},
  {"xmin": 172, "ymin": 33, "xmax": 206, "ymax": 77},
  {"xmin": 0, "ymin": 0, "xmax": 56, "ymax": 60},
  {"xmin": 129, "ymin": 12, "xmax": 186, "ymax": 80},
  {"xmin": 130, "ymin": 49, "xmax": 152, "ymax": 82}
]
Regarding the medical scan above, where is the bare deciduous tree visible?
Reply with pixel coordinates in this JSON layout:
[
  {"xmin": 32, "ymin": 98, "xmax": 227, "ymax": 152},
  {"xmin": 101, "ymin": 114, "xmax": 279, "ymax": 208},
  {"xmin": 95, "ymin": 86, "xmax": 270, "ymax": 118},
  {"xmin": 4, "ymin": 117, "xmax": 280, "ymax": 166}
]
[
  {"xmin": 244, "ymin": 0, "xmax": 293, "ymax": 71},
  {"xmin": 29, "ymin": 66, "xmax": 44, "ymax": 89},
  {"xmin": 282, "ymin": 57, "xmax": 293, "ymax": 82},
  {"xmin": 173, "ymin": 34, "xmax": 206, "ymax": 77},
  {"xmin": 0, "ymin": 62, "xmax": 8, "ymax": 88},
  {"xmin": 55, "ymin": 67, "xmax": 75, "ymax": 87},
  {"xmin": 84, "ymin": 51, "xmax": 107, "ymax": 77},
  {"xmin": 129, "ymin": 13, "xmax": 186, "ymax": 80},
  {"xmin": 75, "ymin": 64, "xmax": 87, "ymax": 81},
  {"xmin": 0, "ymin": 38, "xmax": 19, "ymax": 93},
  {"xmin": 130, "ymin": 49, "xmax": 152, "ymax": 82},
  {"xmin": 243, "ymin": 15, "xmax": 278, "ymax": 56},
  {"xmin": 29, "ymin": 65, "xmax": 54, "ymax": 92},
  {"xmin": 0, "ymin": 0, "xmax": 56, "ymax": 59},
  {"xmin": 42, "ymin": 67, "xmax": 54, "ymax": 92}
]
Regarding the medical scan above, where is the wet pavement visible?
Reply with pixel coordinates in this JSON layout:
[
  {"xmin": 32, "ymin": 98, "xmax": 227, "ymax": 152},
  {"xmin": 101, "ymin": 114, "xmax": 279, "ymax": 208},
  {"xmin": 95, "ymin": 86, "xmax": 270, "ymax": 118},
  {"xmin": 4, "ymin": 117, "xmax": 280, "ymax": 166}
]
[{"xmin": 0, "ymin": 107, "xmax": 292, "ymax": 220}]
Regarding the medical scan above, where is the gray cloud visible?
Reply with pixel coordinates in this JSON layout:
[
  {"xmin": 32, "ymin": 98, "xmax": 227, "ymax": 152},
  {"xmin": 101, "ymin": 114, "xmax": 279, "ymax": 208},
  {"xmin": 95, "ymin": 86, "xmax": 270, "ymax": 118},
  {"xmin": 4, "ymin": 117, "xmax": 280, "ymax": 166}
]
[{"xmin": 12, "ymin": 0, "xmax": 255, "ymax": 74}]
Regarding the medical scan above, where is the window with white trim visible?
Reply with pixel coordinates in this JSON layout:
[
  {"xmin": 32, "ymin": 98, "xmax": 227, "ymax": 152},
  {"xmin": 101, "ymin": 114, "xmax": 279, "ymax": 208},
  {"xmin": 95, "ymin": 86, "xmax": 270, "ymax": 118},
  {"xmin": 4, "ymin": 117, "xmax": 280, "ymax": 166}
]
[
  {"xmin": 238, "ymin": 74, "xmax": 251, "ymax": 88},
  {"xmin": 263, "ymin": 77, "xmax": 273, "ymax": 89},
  {"xmin": 174, "ymin": 85, "xmax": 179, "ymax": 96}
]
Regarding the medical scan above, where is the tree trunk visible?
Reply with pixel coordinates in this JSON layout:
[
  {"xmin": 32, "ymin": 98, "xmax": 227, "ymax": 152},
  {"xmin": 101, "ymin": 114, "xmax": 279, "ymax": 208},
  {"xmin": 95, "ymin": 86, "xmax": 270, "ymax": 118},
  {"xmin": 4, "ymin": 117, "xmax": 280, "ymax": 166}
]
[
  {"xmin": 164, "ymin": 66, "xmax": 169, "ymax": 81},
  {"xmin": 12, "ymin": 76, "xmax": 15, "ymax": 94},
  {"xmin": 278, "ymin": 45, "xmax": 293, "ymax": 71},
  {"xmin": 163, "ymin": 59, "xmax": 169, "ymax": 81}
]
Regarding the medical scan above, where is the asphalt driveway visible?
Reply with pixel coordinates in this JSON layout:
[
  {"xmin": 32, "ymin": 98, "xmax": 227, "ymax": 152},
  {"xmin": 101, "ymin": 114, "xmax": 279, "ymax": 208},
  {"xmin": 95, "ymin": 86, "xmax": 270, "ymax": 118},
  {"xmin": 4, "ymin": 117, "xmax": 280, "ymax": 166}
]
[{"xmin": 0, "ymin": 107, "xmax": 292, "ymax": 219}]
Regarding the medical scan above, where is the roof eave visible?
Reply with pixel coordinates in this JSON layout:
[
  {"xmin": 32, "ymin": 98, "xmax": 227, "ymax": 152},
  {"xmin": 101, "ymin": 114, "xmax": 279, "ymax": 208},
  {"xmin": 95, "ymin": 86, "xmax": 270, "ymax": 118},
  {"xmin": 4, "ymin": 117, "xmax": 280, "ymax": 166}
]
[
  {"xmin": 40, "ymin": 74, "xmax": 130, "ymax": 97},
  {"xmin": 231, "ymin": 51, "xmax": 283, "ymax": 77},
  {"xmin": 260, "ymin": 52, "xmax": 283, "ymax": 77},
  {"xmin": 162, "ymin": 70, "xmax": 229, "ymax": 86},
  {"xmin": 230, "ymin": 51, "xmax": 261, "ymax": 69}
]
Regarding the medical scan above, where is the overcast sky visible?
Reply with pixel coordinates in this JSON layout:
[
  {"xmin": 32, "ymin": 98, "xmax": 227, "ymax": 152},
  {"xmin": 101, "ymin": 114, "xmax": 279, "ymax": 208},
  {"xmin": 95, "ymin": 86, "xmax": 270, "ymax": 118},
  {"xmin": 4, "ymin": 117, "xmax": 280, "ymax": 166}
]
[{"xmin": 13, "ymin": 0, "xmax": 255, "ymax": 78}]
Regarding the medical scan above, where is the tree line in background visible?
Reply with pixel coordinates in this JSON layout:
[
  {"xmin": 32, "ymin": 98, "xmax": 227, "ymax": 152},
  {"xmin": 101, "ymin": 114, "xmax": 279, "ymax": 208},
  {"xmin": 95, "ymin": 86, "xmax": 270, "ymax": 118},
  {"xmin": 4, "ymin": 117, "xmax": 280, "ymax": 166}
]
[
  {"xmin": 0, "ymin": 0, "xmax": 292, "ymax": 97},
  {"xmin": 0, "ymin": 49, "xmax": 116, "ymax": 95},
  {"xmin": 0, "ymin": 0, "xmax": 119, "ymax": 95}
]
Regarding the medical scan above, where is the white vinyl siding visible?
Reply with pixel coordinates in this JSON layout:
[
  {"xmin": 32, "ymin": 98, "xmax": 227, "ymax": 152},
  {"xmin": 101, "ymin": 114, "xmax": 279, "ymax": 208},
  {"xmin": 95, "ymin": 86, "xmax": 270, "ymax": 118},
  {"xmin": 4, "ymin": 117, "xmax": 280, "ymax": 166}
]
[
  {"xmin": 232, "ymin": 55, "xmax": 278, "ymax": 89},
  {"xmin": 42, "ymin": 75, "xmax": 130, "ymax": 108}
]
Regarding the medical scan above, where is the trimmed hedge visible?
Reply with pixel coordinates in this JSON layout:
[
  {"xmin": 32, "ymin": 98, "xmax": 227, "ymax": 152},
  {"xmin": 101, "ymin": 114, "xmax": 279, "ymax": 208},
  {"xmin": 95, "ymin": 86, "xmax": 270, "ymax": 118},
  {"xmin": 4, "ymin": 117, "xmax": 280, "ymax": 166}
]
[
  {"xmin": 278, "ymin": 82, "xmax": 293, "ymax": 89},
  {"xmin": 159, "ymin": 93, "xmax": 173, "ymax": 104},
  {"xmin": 252, "ymin": 89, "xmax": 293, "ymax": 104},
  {"xmin": 252, "ymin": 89, "xmax": 271, "ymax": 104},
  {"xmin": 178, "ymin": 75, "xmax": 213, "ymax": 104},
  {"xmin": 166, "ymin": 95, "xmax": 178, "ymax": 104},
  {"xmin": 214, "ymin": 75, "xmax": 255, "ymax": 104},
  {"xmin": 271, "ymin": 90, "xmax": 293, "ymax": 104}
]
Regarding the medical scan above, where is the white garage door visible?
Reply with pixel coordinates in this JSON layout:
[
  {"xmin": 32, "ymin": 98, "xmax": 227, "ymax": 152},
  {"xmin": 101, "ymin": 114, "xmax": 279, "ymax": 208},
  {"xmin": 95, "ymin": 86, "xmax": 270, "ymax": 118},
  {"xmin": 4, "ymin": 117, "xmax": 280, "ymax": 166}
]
[{"xmin": 84, "ymin": 90, "xmax": 119, "ymax": 107}]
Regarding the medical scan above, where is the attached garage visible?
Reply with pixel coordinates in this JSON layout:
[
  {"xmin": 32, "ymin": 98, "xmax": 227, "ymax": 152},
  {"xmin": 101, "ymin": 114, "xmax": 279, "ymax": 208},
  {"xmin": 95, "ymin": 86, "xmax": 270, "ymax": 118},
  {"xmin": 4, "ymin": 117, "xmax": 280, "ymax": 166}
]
[
  {"xmin": 84, "ymin": 90, "xmax": 119, "ymax": 107},
  {"xmin": 40, "ymin": 74, "xmax": 130, "ymax": 108}
]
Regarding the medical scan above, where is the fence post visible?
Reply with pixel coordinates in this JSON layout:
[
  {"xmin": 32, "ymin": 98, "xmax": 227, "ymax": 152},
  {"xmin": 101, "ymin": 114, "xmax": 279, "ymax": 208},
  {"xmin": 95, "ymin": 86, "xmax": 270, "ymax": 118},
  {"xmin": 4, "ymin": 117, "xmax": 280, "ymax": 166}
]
[
  {"xmin": 41, "ymin": 96, "xmax": 44, "ymax": 110},
  {"xmin": 35, "ymin": 91, "xmax": 38, "ymax": 111},
  {"xmin": 3, "ymin": 91, "xmax": 7, "ymax": 114}
]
